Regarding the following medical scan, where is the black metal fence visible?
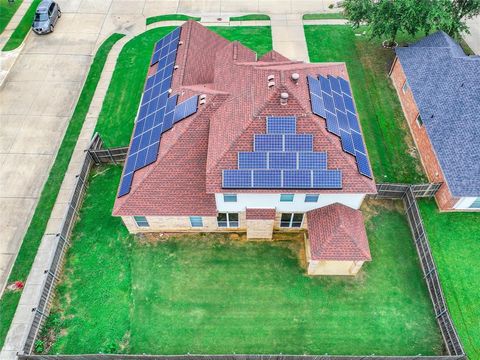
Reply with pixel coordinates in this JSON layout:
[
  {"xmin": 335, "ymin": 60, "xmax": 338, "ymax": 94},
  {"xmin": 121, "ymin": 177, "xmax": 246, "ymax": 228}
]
[
  {"xmin": 402, "ymin": 188, "xmax": 463, "ymax": 356},
  {"xmin": 19, "ymin": 134, "xmax": 464, "ymax": 359},
  {"xmin": 22, "ymin": 134, "xmax": 104, "ymax": 354},
  {"xmin": 375, "ymin": 183, "xmax": 442, "ymax": 199},
  {"xmin": 18, "ymin": 355, "xmax": 466, "ymax": 360},
  {"xmin": 87, "ymin": 135, "xmax": 128, "ymax": 164}
]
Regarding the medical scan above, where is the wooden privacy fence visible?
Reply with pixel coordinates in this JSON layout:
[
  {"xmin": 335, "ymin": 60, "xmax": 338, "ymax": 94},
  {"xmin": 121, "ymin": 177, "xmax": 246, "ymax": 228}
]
[
  {"xmin": 18, "ymin": 134, "xmax": 464, "ymax": 359},
  {"xmin": 17, "ymin": 354, "xmax": 467, "ymax": 360}
]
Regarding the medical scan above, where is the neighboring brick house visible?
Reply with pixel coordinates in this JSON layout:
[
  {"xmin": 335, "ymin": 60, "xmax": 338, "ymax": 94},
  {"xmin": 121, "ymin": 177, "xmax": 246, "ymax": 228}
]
[
  {"xmin": 113, "ymin": 21, "xmax": 377, "ymax": 276},
  {"xmin": 390, "ymin": 31, "xmax": 480, "ymax": 211}
]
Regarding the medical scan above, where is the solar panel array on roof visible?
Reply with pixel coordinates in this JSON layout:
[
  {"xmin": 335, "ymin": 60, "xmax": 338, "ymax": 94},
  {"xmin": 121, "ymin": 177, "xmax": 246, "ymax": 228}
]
[
  {"xmin": 118, "ymin": 27, "xmax": 200, "ymax": 197},
  {"xmin": 307, "ymin": 74, "xmax": 373, "ymax": 178},
  {"xmin": 223, "ymin": 116, "xmax": 342, "ymax": 189}
]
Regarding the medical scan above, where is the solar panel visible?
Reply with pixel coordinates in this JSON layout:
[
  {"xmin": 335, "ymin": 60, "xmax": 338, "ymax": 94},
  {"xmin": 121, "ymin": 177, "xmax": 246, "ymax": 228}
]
[
  {"xmin": 254, "ymin": 134, "xmax": 283, "ymax": 151},
  {"xmin": 269, "ymin": 152, "xmax": 297, "ymax": 169},
  {"xmin": 283, "ymin": 170, "xmax": 311, "ymax": 188},
  {"xmin": 223, "ymin": 170, "xmax": 252, "ymax": 188},
  {"xmin": 222, "ymin": 116, "xmax": 344, "ymax": 189},
  {"xmin": 267, "ymin": 116, "xmax": 296, "ymax": 134},
  {"xmin": 355, "ymin": 151, "xmax": 372, "ymax": 178},
  {"xmin": 307, "ymin": 74, "xmax": 373, "ymax": 179},
  {"xmin": 299, "ymin": 152, "xmax": 327, "ymax": 169},
  {"xmin": 313, "ymin": 170, "xmax": 342, "ymax": 188},
  {"xmin": 238, "ymin": 152, "xmax": 267, "ymax": 169},
  {"xmin": 118, "ymin": 27, "xmax": 202, "ymax": 197},
  {"xmin": 284, "ymin": 134, "xmax": 313, "ymax": 151},
  {"xmin": 253, "ymin": 170, "xmax": 282, "ymax": 187}
]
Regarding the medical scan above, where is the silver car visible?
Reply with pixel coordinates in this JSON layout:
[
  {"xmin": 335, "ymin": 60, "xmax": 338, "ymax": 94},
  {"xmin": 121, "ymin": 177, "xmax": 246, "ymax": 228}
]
[{"xmin": 32, "ymin": 0, "xmax": 61, "ymax": 34}]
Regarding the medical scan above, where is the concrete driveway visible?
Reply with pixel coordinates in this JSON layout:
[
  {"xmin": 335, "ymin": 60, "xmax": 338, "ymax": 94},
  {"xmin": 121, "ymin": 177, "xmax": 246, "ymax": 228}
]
[{"xmin": 0, "ymin": 0, "xmax": 338, "ymax": 294}]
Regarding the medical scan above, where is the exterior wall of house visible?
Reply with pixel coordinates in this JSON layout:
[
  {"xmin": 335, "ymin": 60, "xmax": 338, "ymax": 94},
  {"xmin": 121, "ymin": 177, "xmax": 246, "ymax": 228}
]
[
  {"xmin": 390, "ymin": 58, "xmax": 460, "ymax": 211},
  {"xmin": 246, "ymin": 219, "xmax": 275, "ymax": 239},
  {"xmin": 215, "ymin": 193, "xmax": 365, "ymax": 212},
  {"xmin": 304, "ymin": 236, "xmax": 364, "ymax": 276},
  {"xmin": 122, "ymin": 212, "xmax": 247, "ymax": 234}
]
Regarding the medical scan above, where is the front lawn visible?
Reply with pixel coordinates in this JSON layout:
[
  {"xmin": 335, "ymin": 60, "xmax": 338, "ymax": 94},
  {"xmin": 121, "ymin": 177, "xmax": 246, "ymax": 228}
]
[
  {"xmin": 305, "ymin": 26, "xmax": 426, "ymax": 184},
  {"xmin": 0, "ymin": 0, "xmax": 22, "ymax": 34},
  {"xmin": 95, "ymin": 26, "xmax": 273, "ymax": 147},
  {"xmin": 43, "ymin": 166, "xmax": 442, "ymax": 355},
  {"xmin": 418, "ymin": 200, "xmax": 480, "ymax": 359},
  {"xmin": 2, "ymin": 0, "xmax": 41, "ymax": 51}
]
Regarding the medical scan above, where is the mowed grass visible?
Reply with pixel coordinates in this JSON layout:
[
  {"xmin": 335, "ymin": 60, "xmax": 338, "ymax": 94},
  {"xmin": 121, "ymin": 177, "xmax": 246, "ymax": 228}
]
[
  {"xmin": 2, "ymin": 0, "xmax": 41, "ymax": 51},
  {"xmin": 95, "ymin": 26, "xmax": 273, "ymax": 147},
  {"xmin": 305, "ymin": 26, "xmax": 426, "ymax": 183},
  {"xmin": 0, "ymin": 33, "xmax": 125, "ymax": 348},
  {"xmin": 303, "ymin": 13, "xmax": 345, "ymax": 20},
  {"xmin": 418, "ymin": 200, "xmax": 480, "ymax": 359},
  {"xmin": 46, "ymin": 165, "xmax": 441, "ymax": 355},
  {"xmin": 0, "ymin": 0, "xmax": 23, "ymax": 34}
]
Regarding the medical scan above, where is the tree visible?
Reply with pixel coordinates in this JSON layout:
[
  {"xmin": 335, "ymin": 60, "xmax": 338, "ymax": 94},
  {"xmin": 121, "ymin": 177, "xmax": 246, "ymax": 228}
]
[{"xmin": 343, "ymin": 0, "xmax": 480, "ymax": 44}]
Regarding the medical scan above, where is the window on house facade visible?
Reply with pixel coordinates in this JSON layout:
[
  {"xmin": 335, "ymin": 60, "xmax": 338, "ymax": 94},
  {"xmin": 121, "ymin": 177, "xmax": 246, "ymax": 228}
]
[
  {"xmin": 469, "ymin": 197, "xmax": 480, "ymax": 209},
  {"xmin": 217, "ymin": 213, "xmax": 239, "ymax": 228},
  {"xmin": 223, "ymin": 194, "xmax": 237, "ymax": 202},
  {"xmin": 189, "ymin": 216, "xmax": 203, "ymax": 227},
  {"xmin": 280, "ymin": 194, "xmax": 294, "ymax": 202},
  {"xmin": 402, "ymin": 80, "xmax": 409, "ymax": 94},
  {"xmin": 134, "ymin": 216, "xmax": 149, "ymax": 227},
  {"xmin": 416, "ymin": 113, "xmax": 423, "ymax": 127},
  {"xmin": 280, "ymin": 213, "xmax": 304, "ymax": 228},
  {"xmin": 305, "ymin": 194, "xmax": 319, "ymax": 202}
]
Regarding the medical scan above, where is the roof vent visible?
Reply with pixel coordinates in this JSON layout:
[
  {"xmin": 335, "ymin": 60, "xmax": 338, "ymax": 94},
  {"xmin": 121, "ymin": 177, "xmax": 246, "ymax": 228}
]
[
  {"xmin": 199, "ymin": 94, "xmax": 207, "ymax": 105},
  {"xmin": 179, "ymin": 41, "xmax": 184, "ymax": 45},
  {"xmin": 280, "ymin": 92, "xmax": 289, "ymax": 105},
  {"xmin": 174, "ymin": 65, "xmax": 179, "ymax": 70},
  {"xmin": 291, "ymin": 73, "xmax": 300, "ymax": 83},
  {"xmin": 168, "ymin": 89, "xmax": 173, "ymax": 94},
  {"xmin": 267, "ymin": 74, "xmax": 275, "ymax": 81},
  {"xmin": 268, "ymin": 81, "xmax": 275, "ymax": 88}
]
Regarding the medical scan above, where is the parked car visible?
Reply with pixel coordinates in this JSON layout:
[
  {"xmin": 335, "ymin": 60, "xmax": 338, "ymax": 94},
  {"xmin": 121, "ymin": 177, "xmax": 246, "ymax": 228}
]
[{"xmin": 32, "ymin": 0, "xmax": 61, "ymax": 34}]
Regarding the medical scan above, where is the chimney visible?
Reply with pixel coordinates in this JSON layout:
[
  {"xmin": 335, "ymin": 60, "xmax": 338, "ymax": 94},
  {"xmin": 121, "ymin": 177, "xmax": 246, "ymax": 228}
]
[{"xmin": 280, "ymin": 92, "xmax": 289, "ymax": 105}]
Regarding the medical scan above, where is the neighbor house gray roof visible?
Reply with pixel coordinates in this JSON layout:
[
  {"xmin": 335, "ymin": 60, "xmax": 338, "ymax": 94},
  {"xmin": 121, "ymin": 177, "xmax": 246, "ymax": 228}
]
[{"xmin": 395, "ymin": 31, "xmax": 480, "ymax": 197}]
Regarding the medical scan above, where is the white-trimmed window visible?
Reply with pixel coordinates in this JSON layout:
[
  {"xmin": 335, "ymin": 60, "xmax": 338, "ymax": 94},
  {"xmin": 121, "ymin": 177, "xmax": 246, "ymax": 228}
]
[
  {"xmin": 134, "ymin": 216, "xmax": 149, "ymax": 227},
  {"xmin": 280, "ymin": 194, "xmax": 294, "ymax": 202},
  {"xmin": 189, "ymin": 216, "xmax": 203, "ymax": 227},
  {"xmin": 469, "ymin": 197, "xmax": 480, "ymax": 209},
  {"xmin": 305, "ymin": 194, "xmax": 319, "ymax": 203},
  {"xmin": 223, "ymin": 194, "xmax": 237, "ymax": 202},
  {"xmin": 280, "ymin": 213, "xmax": 304, "ymax": 228},
  {"xmin": 217, "ymin": 213, "xmax": 239, "ymax": 228},
  {"xmin": 402, "ymin": 80, "xmax": 409, "ymax": 94},
  {"xmin": 416, "ymin": 113, "xmax": 423, "ymax": 127}
]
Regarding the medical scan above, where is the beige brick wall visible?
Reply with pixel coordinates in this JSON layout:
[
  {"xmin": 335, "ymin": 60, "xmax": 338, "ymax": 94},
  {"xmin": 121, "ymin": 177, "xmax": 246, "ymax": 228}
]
[
  {"xmin": 246, "ymin": 219, "xmax": 274, "ymax": 240},
  {"xmin": 273, "ymin": 212, "xmax": 308, "ymax": 231},
  {"xmin": 390, "ymin": 58, "xmax": 459, "ymax": 210},
  {"xmin": 122, "ymin": 212, "xmax": 247, "ymax": 234}
]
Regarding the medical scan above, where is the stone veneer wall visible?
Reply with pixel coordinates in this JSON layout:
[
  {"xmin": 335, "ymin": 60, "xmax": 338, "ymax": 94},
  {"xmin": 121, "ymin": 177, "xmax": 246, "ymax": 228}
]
[{"xmin": 390, "ymin": 58, "xmax": 459, "ymax": 210}]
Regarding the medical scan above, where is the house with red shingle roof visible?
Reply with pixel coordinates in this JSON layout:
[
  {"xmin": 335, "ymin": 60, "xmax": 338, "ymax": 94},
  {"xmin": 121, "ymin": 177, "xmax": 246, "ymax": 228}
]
[{"xmin": 113, "ymin": 21, "xmax": 376, "ymax": 276}]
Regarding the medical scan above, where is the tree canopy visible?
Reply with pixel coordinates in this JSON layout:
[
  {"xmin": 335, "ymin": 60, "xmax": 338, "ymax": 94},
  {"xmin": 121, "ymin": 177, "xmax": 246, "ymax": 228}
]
[{"xmin": 343, "ymin": 0, "xmax": 480, "ymax": 44}]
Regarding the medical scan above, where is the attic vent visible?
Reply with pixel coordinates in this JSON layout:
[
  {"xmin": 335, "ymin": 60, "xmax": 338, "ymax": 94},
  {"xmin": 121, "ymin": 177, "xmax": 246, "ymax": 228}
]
[
  {"xmin": 280, "ymin": 92, "xmax": 289, "ymax": 105},
  {"xmin": 291, "ymin": 73, "xmax": 300, "ymax": 83},
  {"xmin": 267, "ymin": 75, "xmax": 275, "ymax": 81},
  {"xmin": 199, "ymin": 94, "xmax": 207, "ymax": 105},
  {"xmin": 268, "ymin": 81, "xmax": 275, "ymax": 88}
]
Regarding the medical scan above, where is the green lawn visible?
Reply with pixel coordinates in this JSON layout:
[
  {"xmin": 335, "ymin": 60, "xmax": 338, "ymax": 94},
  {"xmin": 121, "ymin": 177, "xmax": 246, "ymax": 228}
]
[
  {"xmin": 305, "ymin": 26, "xmax": 426, "ymax": 184},
  {"xmin": 303, "ymin": 13, "xmax": 345, "ymax": 20},
  {"xmin": 418, "ymin": 200, "xmax": 480, "ymax": 359},
  {"xmin": 0, "ymin": 33, "xmax": 125, "ymax": 348},
  {"xmin": 146, "ymin": 14, "xmax": 200, "ymax": 25},
  {"xmin": 42, "ymin": 166, "xmax": 441, "ymax": 355},
  {"xmin": 229, "ymin": 14, "xmax": 270, "ymax": 21},
  {"xmin": 0, "ymin": 0, "xmax": 23, "ymax": 34},
  {"xmin": 95, "ymin": 26, "xmax": 273, "ymax": 147},
  {"xmin": 2, "ymin": 0, "xmax": 40, "ymax": 51}
]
